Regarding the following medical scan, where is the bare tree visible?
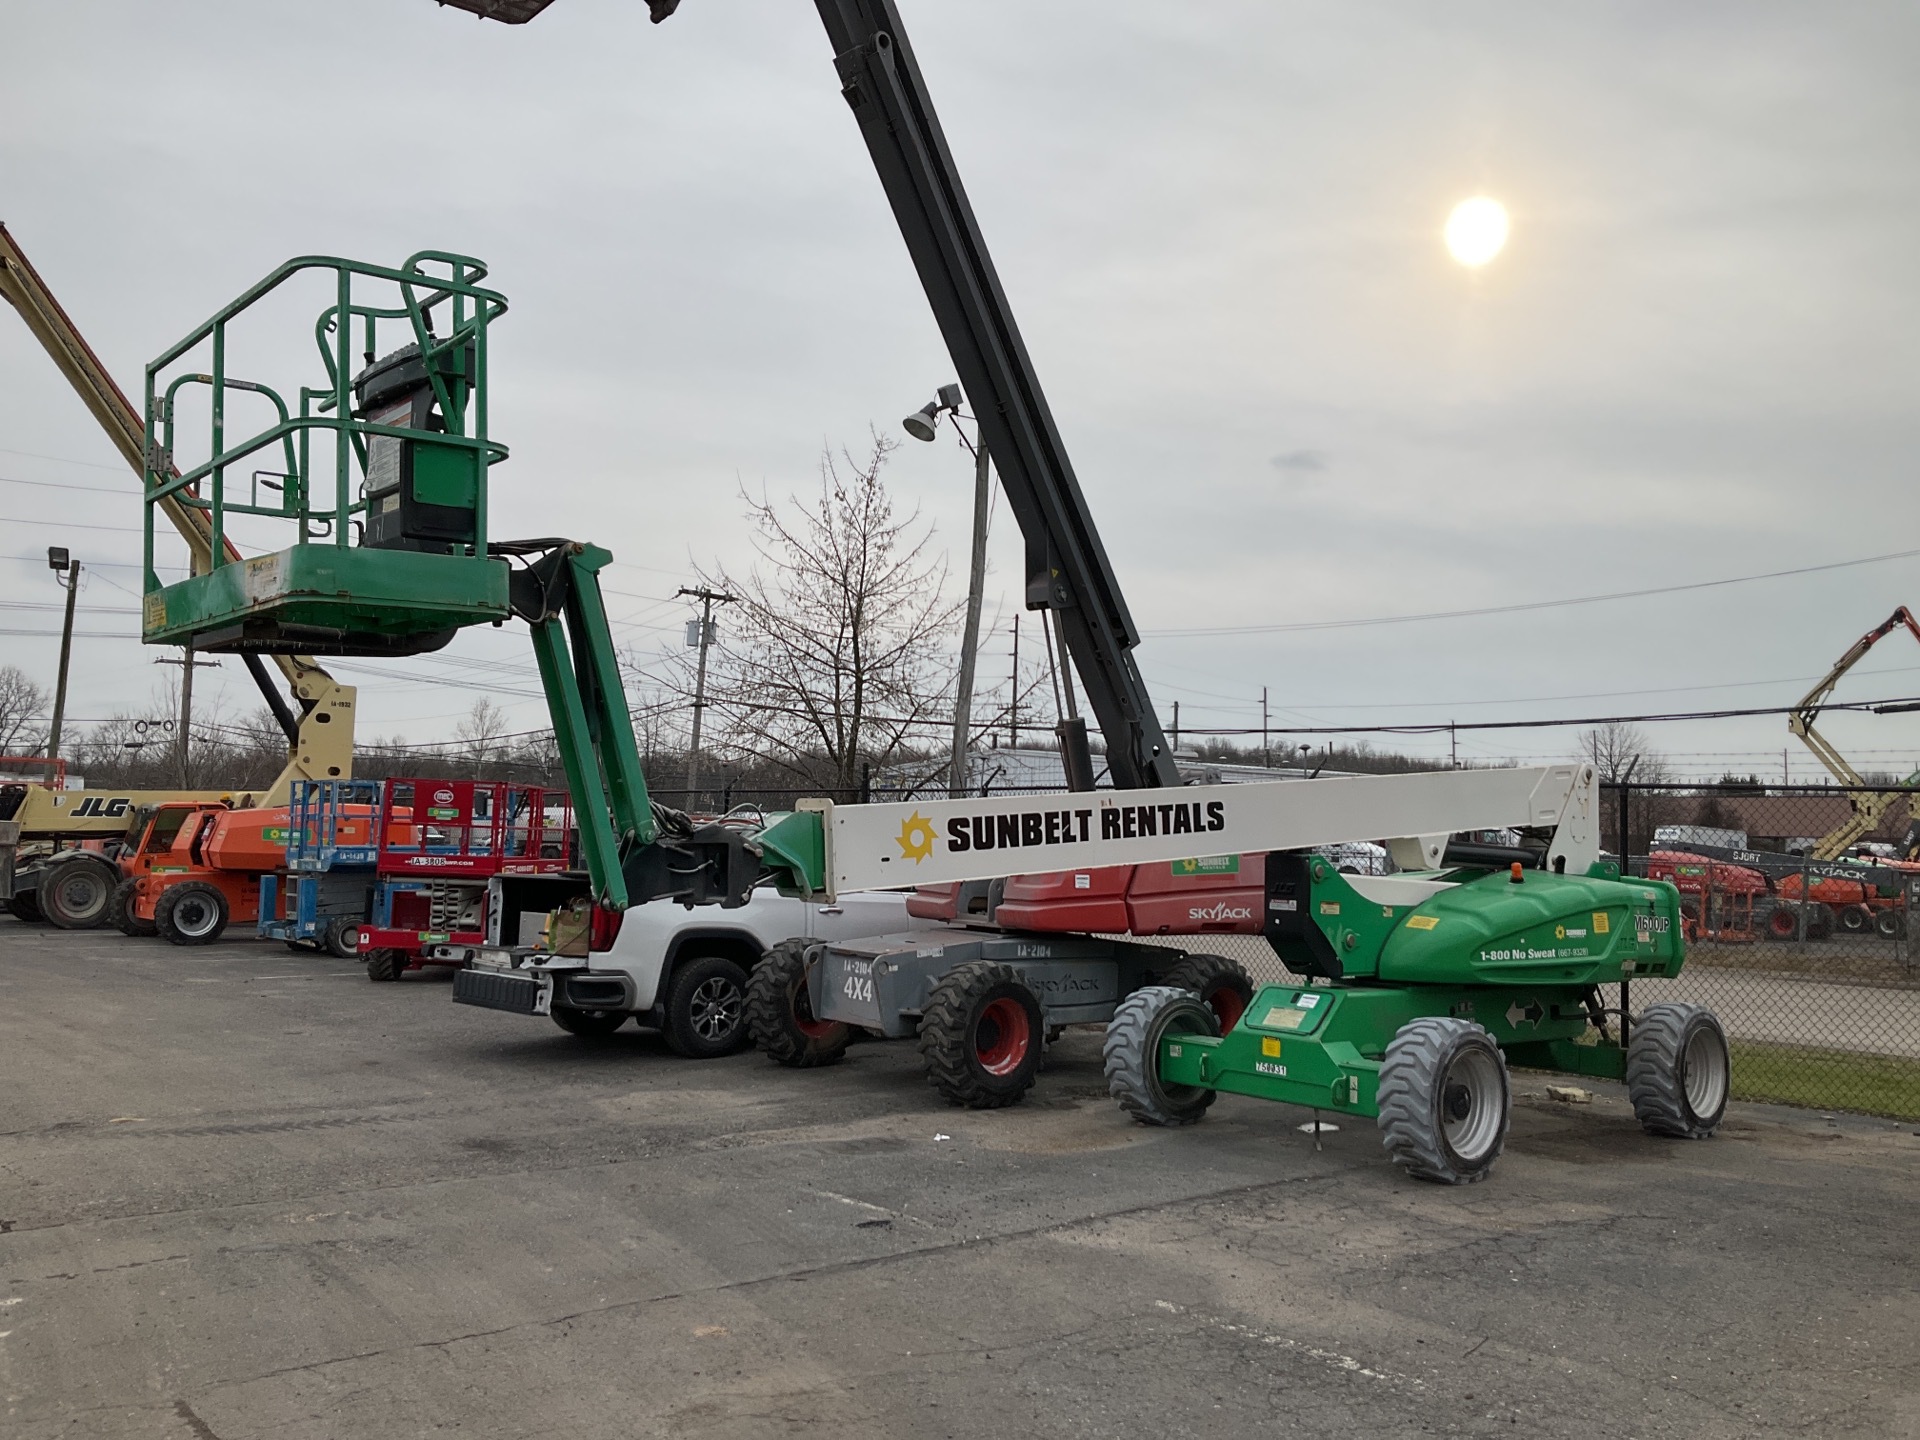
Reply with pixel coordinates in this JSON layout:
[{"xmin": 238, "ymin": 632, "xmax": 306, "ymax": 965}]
[
  {"xmin": 693, "ymin": 436, "xmax": 961, "ymax": 796},
  {"xmin": 456, "ymin": 698, "xmax": 510, "ymax": 773},
  {"xmin": 0, "ymin": 666, "xmax": 49, "ymax": 756},
  {"xmin": 1580, "ymin": 720, "xmax": 1667, "ymax": 784}
]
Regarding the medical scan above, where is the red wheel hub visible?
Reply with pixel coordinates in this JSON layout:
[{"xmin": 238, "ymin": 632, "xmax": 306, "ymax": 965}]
[
  {"xmin": 973, "ymin": 996, "xmax": 1031, "ymax": 1075},
  {"xmin": 793, "ymin": 984, "xmax": 837, "ymax": 1039},
  {"xmin": 1208, "ymin": 985, "xmax": 1247, "ymax": 1033}
]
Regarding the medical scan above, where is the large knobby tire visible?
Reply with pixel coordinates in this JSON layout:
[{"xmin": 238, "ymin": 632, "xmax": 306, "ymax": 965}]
[
  {"xmin": 663, "ymin": 953, "xmax": 751, "ymax": 1059},
  {"xmin": 364, "ymin": 948, "xmax": 405, "ymax": 983},
  {"xmin": 749, "ymin": 939, "xmax": 852, "ymax": 1067},
  {"xmin": 41, "ymin": 859, "xmax": 117, "ymax": 930},
  {"xmin": 551, "ymin": 1004, "xmax": 628, "ymax": 1037},
  {"xmin": 1160, "ymin": 953, "xmax": 1254, "ymax": 1033},
  {"xmin": 110, "ymin": 877, "xmax": 157, "ymax": 937},
  {"xmin": 1837, "ymin": 904, "xmax": 1873, "ymax": 936},
  {"xmin": 1104, "ymin": 985, "xmax": 1221, "ymax": 1127},
  {"xmin": 1377, "ymin": 1017, "xmax": 1511, "ymax": 1185},
  {"xmin": 7, "ymin": 887, "xmax": 45, "ymax": 923},
  {"xmin": 323, "ymin": 917, "xmax": 365, "ymax": 960},
  {"xmin": 154, "ymin": 881, "xmax": 229, "ymax": 947},
  {"xmin": 1626, "ymin": 1002, "xmax": 1730, "ymax": 1139},
  {"xmin": 919, "ymin": 961, "xmax": 1045, "ymax": 1109},
  {"xmin": 1767, "ymin": 905, "xmax": 1802, "ymax": 940},
  {"xmin": 1877, "ymin": 908, "xmax": 1907, "ymax": 939}
]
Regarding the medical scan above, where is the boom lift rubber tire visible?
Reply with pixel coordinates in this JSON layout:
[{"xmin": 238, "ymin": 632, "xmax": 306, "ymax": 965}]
[
  {"xmin": 1877, "ymin": 908, "xmax": 1906, "ymax": 939},
  {"xmin": 1104, "ymin": 985, "xmax": 1222, "ymax": 1127},
  {"xmin": 663, "ymin": 953, "xmax": 751, "ymax": 1059},
  {"xmin": 7, "ymin": 888, "xmax": 45, "ymax": 923},
  {"xmin": 323, "ymin": 917, "xmax": 364, "ymax": 959},
  {"xmin": 550, "ymin": 1004, "xmax": 628, "ymax": 1037},
  {"xmin": 1837, "ymin": 904, "xmax": 1873, "ymax": 936},
  {"xmin": 1806, "ymin": 905, "xmax": 1834, "ymax": 941},
  {"xmin": 1160, "ymin": 953, "xmax": 1254, "ymax": 1033},
  {"xmin": 364, "ymin": 948, "xmax": 405, "ymax": 983},
  {"xmin": 154, "ymin": 882, "xmax": 229, "ymax": 947},
  {"xmin": 1625, "ymin": 1002, "xmax": 1730, "ymax": 1139},
  {"xmin": 919, "ymin": 961, "xmax": 1046, "ymax": 1109},
  {"xmin": 748, "ymin": 939, "xmax": 852, "ymax": 1068},
  {"xmin": 1376, "ymin": 1017, "xmax": 1510, "ymax": 1185},
  {"xmin": 109, "ymin": 878, "xmax": 157, "ymax": 937},
  {"xmin": 41, "ymin": 858, "xmax": 116, "ymax": 930}
]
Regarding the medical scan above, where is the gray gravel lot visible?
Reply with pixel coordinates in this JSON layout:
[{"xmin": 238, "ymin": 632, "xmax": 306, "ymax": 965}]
[{"xmin": 2, "ymin": 918, "xmax": 1916, "ymax": 1439}]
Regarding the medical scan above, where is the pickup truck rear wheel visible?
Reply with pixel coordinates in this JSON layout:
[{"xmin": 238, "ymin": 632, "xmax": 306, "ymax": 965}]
[
  {"xmin": 664, "ymin": 954, "xmax": 751, "ymax": 1058},
  {"xmin": 748, "ymin": 939, "xmax": 851, "ymax": 1067}
]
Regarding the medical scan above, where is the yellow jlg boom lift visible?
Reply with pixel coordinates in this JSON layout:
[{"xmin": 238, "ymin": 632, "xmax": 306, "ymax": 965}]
[{"xmin": 0, "ymin": 223, "xmax": 357, "ymax": 927}]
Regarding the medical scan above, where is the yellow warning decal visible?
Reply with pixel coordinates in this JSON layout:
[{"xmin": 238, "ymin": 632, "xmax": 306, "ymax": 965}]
[
  {"xmin": 1593, "ymin": 912, "xmax": 1610, "ymax": 934},
  {"xmin": 1261, "ymin": 1037, "xmax": 1282, "ymax": 1058},
  {"xmin": 1405, "ymin": 914, "xmax": 1439, "ymax": 931}
]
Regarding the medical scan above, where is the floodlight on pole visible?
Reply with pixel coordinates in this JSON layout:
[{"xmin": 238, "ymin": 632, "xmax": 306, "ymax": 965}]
[{"xmin": 903, "ymin": 402, "xmax": 941, "ymax": 442}]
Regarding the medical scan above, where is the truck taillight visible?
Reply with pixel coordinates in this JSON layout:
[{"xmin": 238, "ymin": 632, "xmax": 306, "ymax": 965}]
[{"xmin": 589, "ymin": 904, "xmax": 624, "ymax": 951}]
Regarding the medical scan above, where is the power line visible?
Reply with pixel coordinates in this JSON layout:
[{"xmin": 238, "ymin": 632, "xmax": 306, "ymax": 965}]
[
  {"xmin": 1180, "ymin": 694, "xmax": 1920, "ymax": 738},
  {"xmin": 0, "ymin": 473, "xmax": 130, "ymax": 497},
  {"xmin": 1141, "ymin": 547, "xmax": 1920, "ymax": 638}
]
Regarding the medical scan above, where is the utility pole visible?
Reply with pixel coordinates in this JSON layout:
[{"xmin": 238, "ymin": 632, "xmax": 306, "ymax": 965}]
[
  {"xmin": 678, "ymin": 585, "xmax": 735, "ymax": 807},
  {"xmin": 45, "ymin": 547, "xmax": 79, "ymax": 762},
  {"xmin": 1261, "ymin": 686, "xmax": 1270, "ymax": 770},
  {"xmin": 1171, "ymin": 701, "xmax": 1180, "ymax": 752},
  {"xmin": 1009, "ymin": 614, "xmax": 1020, "ymax": 748},
  {"xmin": 948, "ymin": 431, "xmax": 991, "ymax": 797},
  {"xmin": 153, "ymin": 647, "xmax": 220, "ymax": 785},
  {"xmin": 1450, "ymin": 722, "xmax": 1458, "ymax": 769}
]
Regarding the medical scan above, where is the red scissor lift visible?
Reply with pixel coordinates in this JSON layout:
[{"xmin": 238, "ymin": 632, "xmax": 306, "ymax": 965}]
[{"xmin": 359, "ymin": 779, "xmax": 575, "ymax": 981}]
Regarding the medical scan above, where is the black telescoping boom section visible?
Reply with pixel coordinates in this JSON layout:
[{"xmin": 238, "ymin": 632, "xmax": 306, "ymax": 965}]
[{"xmin": 437, "ymin": 0, "xmax": 1182, "ymax": 790}]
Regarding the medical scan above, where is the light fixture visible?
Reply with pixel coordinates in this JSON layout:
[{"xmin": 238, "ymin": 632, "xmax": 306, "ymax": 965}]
[
  {"xmin": 47, "ymin": 546, "xmax": 70, "ymax": 571},
  {"xmin": 903, "ymin": 402, "xmax": 941, "ymax": 442}
]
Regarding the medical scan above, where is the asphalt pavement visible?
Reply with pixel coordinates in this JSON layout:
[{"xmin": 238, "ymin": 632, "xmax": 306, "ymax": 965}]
[{"xmin": 2, "ymin": 919, "xmax": 1917, "ymax": 1439}]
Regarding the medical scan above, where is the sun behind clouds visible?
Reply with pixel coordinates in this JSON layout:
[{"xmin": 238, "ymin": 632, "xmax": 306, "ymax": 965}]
[{"xmin": 1445, "ymin": 196, "xmax": 1509, "ymax": 267}]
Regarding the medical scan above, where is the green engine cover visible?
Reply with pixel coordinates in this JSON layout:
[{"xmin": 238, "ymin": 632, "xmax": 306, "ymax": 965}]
[{"xmin": 1277, "ymin": 864, "xmax": 1685, "ymax": 987}]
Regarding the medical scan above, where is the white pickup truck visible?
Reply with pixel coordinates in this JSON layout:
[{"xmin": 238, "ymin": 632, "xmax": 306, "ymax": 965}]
[{"xmin": 448, "ymin": 886, "xmax": 920, "ymax": 1057}]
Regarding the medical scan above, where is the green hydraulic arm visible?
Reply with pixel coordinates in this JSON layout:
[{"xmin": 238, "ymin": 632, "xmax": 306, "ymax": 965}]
[{"xmin": 499, "ymin": 541, "xmax": 654, "ymax": 909}]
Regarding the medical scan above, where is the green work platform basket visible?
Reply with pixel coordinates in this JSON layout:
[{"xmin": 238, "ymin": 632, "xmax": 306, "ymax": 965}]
[{"xmin": 141, "ymin": 251, "xmax": 512, "ymax": 656}]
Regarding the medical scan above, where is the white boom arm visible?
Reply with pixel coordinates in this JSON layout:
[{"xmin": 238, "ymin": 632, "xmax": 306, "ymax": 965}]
[{"xmin": 804, "ymin": 764, "xmax": 1597, "ymax": 901}]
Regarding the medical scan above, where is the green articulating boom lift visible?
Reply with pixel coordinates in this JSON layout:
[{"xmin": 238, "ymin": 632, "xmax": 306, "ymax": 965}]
[{"xmin": 133, "ymin": 0, "xmax": 1731, "ymax": 1184}]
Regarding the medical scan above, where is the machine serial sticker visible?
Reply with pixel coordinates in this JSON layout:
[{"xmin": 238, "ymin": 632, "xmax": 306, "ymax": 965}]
[
  {"xmin": 1262, "ymin": 1007, "xmax": 1309, "ymax": 1031},
  {"xmin": 1296, "ymin": 993, "xmax": 1321, "ymax": 1008},
  {"xmin": 1405, "ymin": 914, "xmax": 1439, "ymax": 931},
  {"xmin": 1592, "ymin": 912, "xmax": 1610, "ymax": 934},
  {"xmin": 1254, "ymin": 1061, "xmax": 1287, "ymax": 1077},
  {"xmin": 1073, "ymin": 873, "xmax": 1091, "ymax": 889},
  {"xmin": 1269, "ymin": 898, "xmax": 1297, "ymax": 912},
  {"xmin": 1261, "ymin": 1037, "xmax": 1282, "ymax": 1057},
  {"xmin": 1318, "ymin": 902, "xmax": 1340, "ymax": 916},
  {"xmin": 1167, "ymin": 1043, "xmax": 1183, "ymax": 1058}
]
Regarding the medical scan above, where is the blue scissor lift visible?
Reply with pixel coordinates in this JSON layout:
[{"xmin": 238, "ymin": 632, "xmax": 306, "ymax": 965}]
[{"xmin": 258, "ymin": 779, "xmax": 381, "ymax": 957}]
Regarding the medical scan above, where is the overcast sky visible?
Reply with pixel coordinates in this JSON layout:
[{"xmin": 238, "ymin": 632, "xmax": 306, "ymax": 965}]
[{"xmin": 4, "ymin": 0, "xmax": 1918, "ymax": 783}]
